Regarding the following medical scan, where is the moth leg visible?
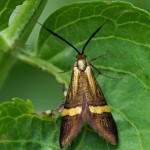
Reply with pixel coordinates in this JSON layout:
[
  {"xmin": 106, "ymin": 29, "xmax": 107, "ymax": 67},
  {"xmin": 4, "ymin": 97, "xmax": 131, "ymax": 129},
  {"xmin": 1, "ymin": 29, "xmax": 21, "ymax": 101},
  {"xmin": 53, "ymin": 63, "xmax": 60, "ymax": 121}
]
[
  {"xmin": 42, "ymin": 101, "xmax": 65, "ymax": 117},
  {"xmin": 53, "ymin": 102, "xmax": 65, "ymax": 113},
  {"xmin": 91, "ymin": 64, "xmax": 122, "ymax": 80},
  {"xmin": 43, "ymin": 82, "xmax": 68, "ymax": 117},
  {"xmin": 31, "ymin": 112, "xmax": 39, "ymax": 116},
  {"xmin": 89, "ymin": 50, "xmax": 109, "ymax": 62},
  {"xmin": 42, "ymin": 109, "xmax": 54, "ymax": 117}
]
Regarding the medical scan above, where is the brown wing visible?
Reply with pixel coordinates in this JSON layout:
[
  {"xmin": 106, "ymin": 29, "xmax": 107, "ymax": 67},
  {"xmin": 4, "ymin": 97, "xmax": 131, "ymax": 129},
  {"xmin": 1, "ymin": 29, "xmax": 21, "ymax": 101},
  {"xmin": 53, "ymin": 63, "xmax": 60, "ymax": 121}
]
[
  {"xmin": 86, "ymin": 65, "xmax": 118, "ymax": 144},
  {"xmin": 59, "ymin": 67, "xmax": 84, "ymax": 148},
  {"xmin": 60, "ymin": 115, "xmax": 82, "ymax": 148},
  {"xmin": 89, "ymin": 112, "xmax": 118, "ymax": 145}
]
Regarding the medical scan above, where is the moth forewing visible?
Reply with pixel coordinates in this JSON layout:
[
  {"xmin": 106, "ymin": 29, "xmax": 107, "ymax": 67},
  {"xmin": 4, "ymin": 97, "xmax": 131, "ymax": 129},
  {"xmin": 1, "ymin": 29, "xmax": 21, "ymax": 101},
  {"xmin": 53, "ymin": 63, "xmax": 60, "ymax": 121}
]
[
  {"xmin": 60, "ymin": 61, "xmax": 84, "ymax": 148},
  {"xmin": 86, "ymin": 62, "xmax": 118, "ymax": 145}
]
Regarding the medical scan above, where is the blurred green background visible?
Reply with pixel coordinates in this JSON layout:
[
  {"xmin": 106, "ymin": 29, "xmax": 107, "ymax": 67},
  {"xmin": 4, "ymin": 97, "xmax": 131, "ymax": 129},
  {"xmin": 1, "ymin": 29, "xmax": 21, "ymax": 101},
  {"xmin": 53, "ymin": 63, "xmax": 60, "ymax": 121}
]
[{"xmin": 0, "ymin": 0, "xmax": 149, "ymax": 112}]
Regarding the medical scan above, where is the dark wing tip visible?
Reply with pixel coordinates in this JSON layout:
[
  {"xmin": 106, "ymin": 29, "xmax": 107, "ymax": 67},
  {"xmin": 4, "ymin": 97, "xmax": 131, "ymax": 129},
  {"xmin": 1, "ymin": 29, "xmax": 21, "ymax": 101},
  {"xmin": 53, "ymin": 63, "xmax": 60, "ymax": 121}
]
[
  {"xmin": 59, "ymin": 115, "xmax": 83, "ymax": 149},
  {"xmin": 59, "ymin": 141, "xmax": 65, "ymax": 149},
  {"xmin": 107, "ymin": 132, "xmax": 118, "ymax": 145},
  {"xmin": 89, "ymin": 112, "xmax": 118, "ymax": 145}
]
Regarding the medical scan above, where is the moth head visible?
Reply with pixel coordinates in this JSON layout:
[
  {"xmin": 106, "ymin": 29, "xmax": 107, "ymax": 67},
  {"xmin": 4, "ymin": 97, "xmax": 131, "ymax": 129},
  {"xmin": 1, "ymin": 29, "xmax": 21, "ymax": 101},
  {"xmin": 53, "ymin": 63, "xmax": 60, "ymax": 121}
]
[{"xmin": 76, "ymin": 54, "xmax": 87, "ymax": 71}]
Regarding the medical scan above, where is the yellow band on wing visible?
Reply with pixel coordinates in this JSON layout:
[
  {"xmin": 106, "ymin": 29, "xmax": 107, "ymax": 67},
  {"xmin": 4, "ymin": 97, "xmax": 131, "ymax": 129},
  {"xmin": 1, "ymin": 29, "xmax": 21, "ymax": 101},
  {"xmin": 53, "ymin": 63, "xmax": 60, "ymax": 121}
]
[
  {"xmin": 62, "ymin": 107, "xmax": 82, "ymax": 116},
  {"xmin": 89, "ymin": 105, "xmax": 110, "ymax": 114},
  {"xmin": 85, "ymin": 66, "xmax": 95, "ymax": 94}
]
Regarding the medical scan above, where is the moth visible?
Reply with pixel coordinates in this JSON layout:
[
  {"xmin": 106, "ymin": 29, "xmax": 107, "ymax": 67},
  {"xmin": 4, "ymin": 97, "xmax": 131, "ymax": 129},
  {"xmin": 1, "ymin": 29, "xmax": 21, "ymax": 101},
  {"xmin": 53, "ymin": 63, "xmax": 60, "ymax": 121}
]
[{"xmin": 38, "ymin": 19, "xmax": 118, "ymax": 148}]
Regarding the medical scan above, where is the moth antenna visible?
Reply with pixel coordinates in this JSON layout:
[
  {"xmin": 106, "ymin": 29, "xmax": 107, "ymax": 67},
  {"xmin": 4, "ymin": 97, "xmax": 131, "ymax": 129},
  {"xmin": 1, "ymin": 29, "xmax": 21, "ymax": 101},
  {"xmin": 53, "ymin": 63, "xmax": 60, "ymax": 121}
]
[
  {"xmin": 37, "ymin": 22, "xmax": 80, "ymax": 54},
  {"xmin": 81, "ymin": 19, "xmax": 110, "ymax": 54}
]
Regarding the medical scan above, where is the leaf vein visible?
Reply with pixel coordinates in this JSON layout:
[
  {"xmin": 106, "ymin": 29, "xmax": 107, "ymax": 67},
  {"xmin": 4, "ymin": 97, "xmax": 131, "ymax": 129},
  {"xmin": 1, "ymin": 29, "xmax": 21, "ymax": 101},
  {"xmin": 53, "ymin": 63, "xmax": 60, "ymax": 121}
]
[{"xmin": 111, "ymin": 106, "xmax": 143, "ymax": 150}]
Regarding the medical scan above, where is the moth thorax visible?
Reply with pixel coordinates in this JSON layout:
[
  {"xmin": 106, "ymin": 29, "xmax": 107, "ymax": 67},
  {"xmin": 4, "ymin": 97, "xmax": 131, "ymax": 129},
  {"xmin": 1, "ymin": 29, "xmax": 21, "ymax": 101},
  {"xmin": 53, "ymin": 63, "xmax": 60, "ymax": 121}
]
[{"xmin": 77, "ymin": 59, "xmax": 87, "ymax": 71}]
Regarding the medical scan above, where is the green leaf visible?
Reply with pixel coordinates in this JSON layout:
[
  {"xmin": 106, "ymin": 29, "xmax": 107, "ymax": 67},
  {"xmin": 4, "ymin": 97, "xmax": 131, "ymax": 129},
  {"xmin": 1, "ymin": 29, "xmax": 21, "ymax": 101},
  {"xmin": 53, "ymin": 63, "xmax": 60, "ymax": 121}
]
[
  {"xmin": 0, "ymin": 98, "xmax": 61, "ymax": 150},
  {"xmin": 15, "ymin": 2, "xmax": 150, "ymax": 150},
  {"xmin": 0, "ymin": 97, "xmax": 33, "ymax": 118},
  {"xmin": 3, "ymin": 0, "xmax": 48, "ymax": 48},
  {"xmin": 0, "ymin": 0, "xmax": 47, "ymax": 88},
  {"xmin": 0, "ymin": 0, "xmax": 25, "ymax": 31},
  {"xmin": 9, "ymin": 1, "xmax": 150, "ymax": 150}
]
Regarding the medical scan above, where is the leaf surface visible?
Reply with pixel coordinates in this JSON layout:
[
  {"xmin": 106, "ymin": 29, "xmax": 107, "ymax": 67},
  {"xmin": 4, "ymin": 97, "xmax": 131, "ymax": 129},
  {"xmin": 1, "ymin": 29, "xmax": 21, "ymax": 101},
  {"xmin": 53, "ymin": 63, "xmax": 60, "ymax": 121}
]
[
  {"xmin": 0, "ymin": 0, "xmax": 47, "ymax": 87},
  {"xmin": 0, "ymin": 98, "xmax": 61, "ymax": 150},
  {"xmin": 0, "ymin": 0, "xmax": 25, "ymax": 31},
  {"xmin": 3, "ymin": 1, "xmax": 150, "ymax": 150},
  {"xmin": 35, "ymin": 2, "xmax": 150, "ymax": 149}
]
